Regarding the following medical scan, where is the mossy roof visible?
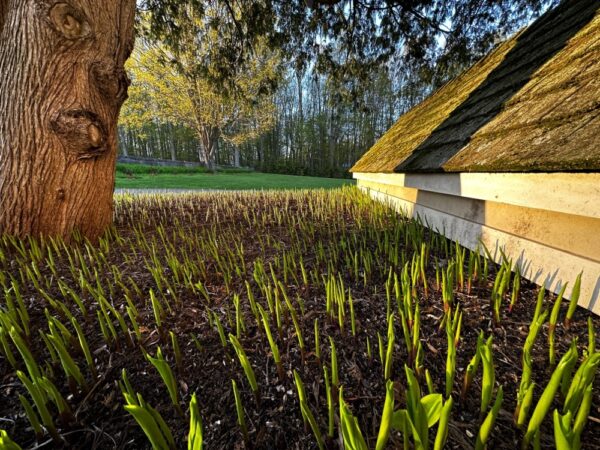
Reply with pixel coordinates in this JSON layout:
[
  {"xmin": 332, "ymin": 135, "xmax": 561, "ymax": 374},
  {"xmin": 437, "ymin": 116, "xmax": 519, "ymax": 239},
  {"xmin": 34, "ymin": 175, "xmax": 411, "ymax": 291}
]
[{"xmin": 351, "ymin": 0, "xmax": 600, "ymax": 173}]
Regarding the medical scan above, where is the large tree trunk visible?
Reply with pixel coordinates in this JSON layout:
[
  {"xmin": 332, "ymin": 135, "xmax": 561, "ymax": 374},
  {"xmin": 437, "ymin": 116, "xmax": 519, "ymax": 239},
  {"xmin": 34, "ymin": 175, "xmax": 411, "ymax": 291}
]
[{"xmin": 0, "ymin": 0, "xmax": 136, "ymax": 240}]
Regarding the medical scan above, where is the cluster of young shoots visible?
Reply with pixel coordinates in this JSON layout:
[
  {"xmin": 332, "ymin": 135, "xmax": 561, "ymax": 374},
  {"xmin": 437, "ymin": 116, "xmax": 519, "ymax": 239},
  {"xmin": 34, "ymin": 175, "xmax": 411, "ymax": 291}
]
[{"xmin": 0, "ymin": 188, "xmax": 597, "ymax": 449}]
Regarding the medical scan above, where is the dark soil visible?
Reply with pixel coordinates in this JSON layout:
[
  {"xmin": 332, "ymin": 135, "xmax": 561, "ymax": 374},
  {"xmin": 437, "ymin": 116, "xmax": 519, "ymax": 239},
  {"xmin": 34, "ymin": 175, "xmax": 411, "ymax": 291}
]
[{"xmin": 0, "ymin": 189, "xmax": 598, "ymax": 449}]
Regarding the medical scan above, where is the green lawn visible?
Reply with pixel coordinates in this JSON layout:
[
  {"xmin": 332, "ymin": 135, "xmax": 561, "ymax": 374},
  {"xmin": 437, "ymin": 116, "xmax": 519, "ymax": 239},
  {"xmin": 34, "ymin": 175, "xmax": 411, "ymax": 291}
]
[{"xmin": 115, "ymin": 171, "xmax": 354, "ymax": 190}]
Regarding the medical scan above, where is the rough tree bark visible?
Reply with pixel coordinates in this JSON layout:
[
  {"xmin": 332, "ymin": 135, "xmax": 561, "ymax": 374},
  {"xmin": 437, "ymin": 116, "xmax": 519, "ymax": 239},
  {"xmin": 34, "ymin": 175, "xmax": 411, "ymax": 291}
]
[{"xmin": 0, "ymin": 0, "xmax": 136, "ymax": 240}]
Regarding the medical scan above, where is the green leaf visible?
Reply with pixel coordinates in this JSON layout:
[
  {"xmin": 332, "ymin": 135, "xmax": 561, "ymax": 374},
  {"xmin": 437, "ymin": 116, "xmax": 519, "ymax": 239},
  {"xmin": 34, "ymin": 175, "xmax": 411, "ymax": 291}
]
[
  {"xmin": 18, "ymin": 394, "xmax": 43, "ymax": 439},
  {"xmin": 188, "ymin": 393, "xmax": 203, "ymax": 450},
  {"xmin": 572, "ymin": 384, "xmax": 592, "ymax": 450},
  {"xmin": 480, "ymin": 339, "xmax": 495, "ymax": 414},
  {"xmin": 232, "ymin": 380, "xmax": 248, "ymax": 440},
  {"xmin": 258, "ymin": 304, "xmax": 280, "ymax": 364},
  {"xmin": 340, "ymin": 388, "xmax": 368, "ymax": 450},
  {"xmin": 525, "ymin": 342, "xmax": 578, "ymax": 446},
  {"xmin": 301, "ymin": 402, "xmax": 325, "ymax": 450},
  {"xmin": 553, "ymin": 410, "xmax": 573, "ymax": 450},
  {"xmin": 421, "ymin": 394, "xmax": 443, "ymax": 428},
  {"xmin": 563, "ymin": 352, "xmax": 600, "ymax": 415},
  {"xmin": 9, "ymin": 326, "xmax": 40, "ymax": 379},
  {"xmin": 434, "ymin": 397, "xmax": 453, "ymax": 450},
  {"xmin": 330, "ymin": 336, "xmax": 339, "ymax": 387},
  {"xmin": 229, "ymin": 334, "xmax": 258, "ymax": 393},
  {"xmin": 16, "ymin": 371, "xmax": 55, "ymax": 436},
  {"xmin": 517, "ymin": 383, "xmax": 536, "ymax": 429},
  {"xmin": 565, "ymin": 272, "xmax": 582, "ymax": 325},
  {"xmin": 549, "ymin": 284, "xmax": 567, "ymax": 327},
  {"xmin": 47, "ymin": 333, "xmax": 86, "ymax": 388},
  {"xmin": 0, "ymin": 430, "xmax": 23, "ymax": 450},
  {"xmin": 375, "ymin": 380, "xmax": 395, "ymax": 450},
  {"xmin": 475, "ymin": 386, "xmax": 503, "ymax": 450},
  {"xmin": 124, "ymin": 404, "xmax": 173, "ymax": 450},
  {"xmin": 145, "ymin": 347, "xmax": 179, "ymax": 408},
  {"xmin": 392, "ymin": 408, "xmax": 408, "ymax": 431},
  {"xmin": 141, "ymin": 395, "xmax": 176, "ymax": 449}
]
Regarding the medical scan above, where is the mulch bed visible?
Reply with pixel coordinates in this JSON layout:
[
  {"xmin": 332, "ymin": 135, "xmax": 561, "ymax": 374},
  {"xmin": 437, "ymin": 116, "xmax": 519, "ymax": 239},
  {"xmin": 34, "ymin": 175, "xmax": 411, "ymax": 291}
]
[{"xmin": 0, "ymin": 190, "xmax": 598, "ymax": 449}]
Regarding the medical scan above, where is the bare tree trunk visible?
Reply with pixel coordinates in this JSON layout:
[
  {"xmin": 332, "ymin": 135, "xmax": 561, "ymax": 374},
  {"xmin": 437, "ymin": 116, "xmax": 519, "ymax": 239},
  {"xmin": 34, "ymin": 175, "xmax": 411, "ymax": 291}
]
[
  {"xmin": 197, "ymin": 143, "xmax": 205, "ymax": 164},
  {"xmin": 0, "ymin": 0, "xmax": 136, "ymax": 240},
  {"xmin": 168, "ymin": 123, "xmax": 177, "ymax": 161},
  {"xmin": 233, "ymin": 147, "xmax": 240, "ymax": 167},
  {"xmin": 329, "ymin": 108, "xmax": 337, "ymax": 171},
  {"xmin": 197, "ymin": 125, "xmax": 219, "ymax": 172},
  {"xmin": 296, "ymin": 69, "xmax": 304, "ymax": 167},
  {"xmin": 120, "ymin": 129, "xmax": 129, "ymax": 157}
]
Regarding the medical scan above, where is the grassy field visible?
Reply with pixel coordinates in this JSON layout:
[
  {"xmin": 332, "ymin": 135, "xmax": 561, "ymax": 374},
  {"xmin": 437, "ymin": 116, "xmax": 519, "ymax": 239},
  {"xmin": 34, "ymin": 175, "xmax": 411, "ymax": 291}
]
[{"xmin": 115, "ymin": 171, "xmax": 354, "ymax": 190}]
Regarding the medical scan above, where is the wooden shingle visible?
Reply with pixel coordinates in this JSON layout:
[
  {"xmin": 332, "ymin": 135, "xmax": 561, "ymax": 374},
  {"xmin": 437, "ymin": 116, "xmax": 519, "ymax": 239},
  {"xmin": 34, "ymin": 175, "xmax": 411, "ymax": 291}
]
[{"xmin": 351, "ymin": 0, "xmax": 600, "ymax": 173}]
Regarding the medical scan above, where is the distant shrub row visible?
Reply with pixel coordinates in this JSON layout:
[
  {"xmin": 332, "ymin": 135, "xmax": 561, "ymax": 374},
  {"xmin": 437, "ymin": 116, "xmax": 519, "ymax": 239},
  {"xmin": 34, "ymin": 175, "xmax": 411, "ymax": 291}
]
[
  {"xmin": 257, "ymin": 161, "xmax": 352, "ymax": 179},
  {"xmin": 116, "ymin": 163, "xmax": 254, "ymax": 175}
]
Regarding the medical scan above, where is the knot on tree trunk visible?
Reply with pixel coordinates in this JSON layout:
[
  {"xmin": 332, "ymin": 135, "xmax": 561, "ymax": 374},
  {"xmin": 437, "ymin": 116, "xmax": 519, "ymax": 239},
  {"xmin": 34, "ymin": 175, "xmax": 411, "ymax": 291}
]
[
  {"xmin": 49, "ymin": 109, "xmax": 107, "ymax": 159},
  {"xmin": 48, "ymin": 3, "xmax": 91, "ymax": 40},
  {"xmin": 91, "ymin": 61, "xmax": 130, "ymax": 105}
]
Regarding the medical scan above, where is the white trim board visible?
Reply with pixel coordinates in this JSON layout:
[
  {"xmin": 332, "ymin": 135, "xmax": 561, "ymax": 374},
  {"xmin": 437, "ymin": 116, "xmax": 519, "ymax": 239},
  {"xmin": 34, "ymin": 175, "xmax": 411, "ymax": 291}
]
[
  {"xmin": 360, "ymin": 185, "xmax": 600, "ymax": 315},
  {"xmin": 352, "ymin": 172, "xmax": 600, "ymax": 219}
]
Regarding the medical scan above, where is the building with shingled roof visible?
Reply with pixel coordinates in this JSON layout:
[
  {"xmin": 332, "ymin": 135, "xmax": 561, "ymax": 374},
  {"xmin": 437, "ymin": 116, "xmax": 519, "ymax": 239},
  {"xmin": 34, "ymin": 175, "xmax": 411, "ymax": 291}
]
[{"xmin": 351, "ymin": 0, "xmax": 600, "ymax": 313}]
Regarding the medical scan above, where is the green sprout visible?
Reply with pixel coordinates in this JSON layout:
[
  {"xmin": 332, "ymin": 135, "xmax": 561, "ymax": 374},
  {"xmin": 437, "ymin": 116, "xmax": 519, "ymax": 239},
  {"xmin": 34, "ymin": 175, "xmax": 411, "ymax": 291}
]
[
  {"xmin": 523, "ymin": 341, "xmax": 578, "ymax": 449},
  {"xmin": 229, "ymin": 334, "xmax": 260, "ymax": 403},
  {"xmin": 145, "ymin": 347, "xmax": 182, "ymax": 415},
  {"xmin": 330, "ymin": 336, "xmax": 339, "ymax": 397},
  {"xmin": 564, "ymin": 272, "xmax": 582, "ymax": 329},
  {"xmin": 123, "ymin": 392, "xmax": 175, "ymax": 450},
  {"xmin": 16, "ymin": 371, "xmax": 62, "ymax": 444},
  {"xmin": 170, "ymin": 331, "xmax": 182, "ymax": 371},
  {"xmin": 563, "ymin": 352, "xmax": 600, "ymax": 416},
  {"xmin": 509, "ymin": 267, "xmax": 521, "ymax": 313},
  {"xmin": 384, "ymin": 315, "xmax": 395, "ymax": 380},
  {"xmin": 515, "ymin": 350, "xmax": 535, "ymax": 428},
  {"xmin": 232, "ymin": 379, "xmax": 248, "ymax": 442},
  {"xmin": 339, "ymin": 387, "xmax": 368, "ymax": 450},
  {"xmin": 324, "ymin": 366, "xmax": 335, "ymax": 438},
  {"xmin": 258, "ymin": 304, "xmax": 284, "ymax": 381},
  {"xmin": 462, "ymin": 332, "xmax": 485, "ymax": 400},
  {"xmin": 375, "ymin": 379, "xmax": 395, "ymax": 450},
  {"xmin": 480, "ymin": 337, "xmax": 495, "ymax": 415},
  {"xmin": 294, "ymin": 370, "xmax": 324, "ymax": 449},
  {"xmin": 314, "ymin": 318, "xmax": 321, "ymax": 364},
  {"xmin": 549, "ymin": 284, "xmax": 568, "ymax": 365},
  {"xmin": 434, "ymin": 397, "xmax": 453, "ymax": 450},
  {"xmin": 188, "ymin": 393, "xmax": 204, "ymax": 450},
  {"xmin": 445, "ymin": 315, "xmax": 456, "ymax": 399},
  {"xmin": 392, "ymin": 366, "xmax": 444, "ymax": 450},
  {"xmin": 0, "ymin": 430, "xmax": 22, "ymax": 450},
  {"xmin": 475, "ymin": 386, "xmax": 503, "ymax": 450}
]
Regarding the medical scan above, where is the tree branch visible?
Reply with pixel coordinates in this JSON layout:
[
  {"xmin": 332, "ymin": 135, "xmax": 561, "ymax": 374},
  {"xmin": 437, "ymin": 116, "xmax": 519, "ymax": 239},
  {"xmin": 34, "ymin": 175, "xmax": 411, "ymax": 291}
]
[
  {"xmin": 308, "ymin": 0, "xmax": 451, "ymax": 34},
  {"xmin": 306, "ymin": 0, "xmax": 343, "ymax": 8},
  {"xmin": 222, "ymin": 0, "xmax": 247, "ymax": 57}
]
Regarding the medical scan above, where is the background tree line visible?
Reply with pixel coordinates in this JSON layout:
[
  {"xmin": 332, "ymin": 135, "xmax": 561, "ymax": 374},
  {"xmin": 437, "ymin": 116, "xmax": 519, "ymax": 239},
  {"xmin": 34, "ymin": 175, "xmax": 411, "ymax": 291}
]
[
  {"xmin": 119, "ymin": 0, "xmax": 556, "ymax": 178},
  {"xmin": 119, "ymin": 63, "xmax": 425, "ymax": 177}
]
